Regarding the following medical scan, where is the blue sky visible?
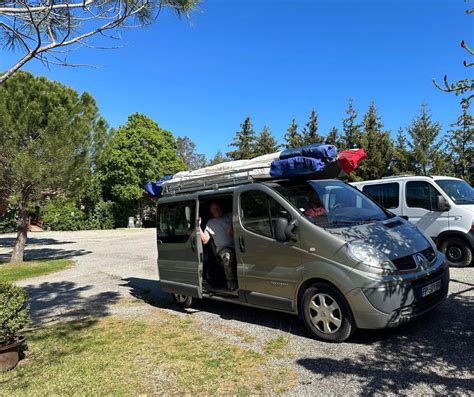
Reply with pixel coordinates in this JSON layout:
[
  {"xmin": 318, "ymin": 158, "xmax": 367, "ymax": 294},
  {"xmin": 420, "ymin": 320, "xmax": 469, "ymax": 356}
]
[{"xmin": 1, "ymin": 0, "xmax": 472, "ymax": 158}]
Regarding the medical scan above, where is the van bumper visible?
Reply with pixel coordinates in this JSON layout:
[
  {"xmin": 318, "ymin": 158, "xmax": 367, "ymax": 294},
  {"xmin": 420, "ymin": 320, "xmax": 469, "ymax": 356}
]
[{"xmin": 346, "ymin": 255, "xmax": 450, "ymax": 329}]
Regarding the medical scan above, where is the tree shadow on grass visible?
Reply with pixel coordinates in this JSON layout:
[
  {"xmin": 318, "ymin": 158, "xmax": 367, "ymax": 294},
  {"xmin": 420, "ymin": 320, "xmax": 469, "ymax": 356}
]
[
  {"xmin": 296, "ymin": 278, "xmax": 474, "ymax": 394},
  {"xmin": 25, "ymin": 281, "xmax": 121, "ymax": 326}
]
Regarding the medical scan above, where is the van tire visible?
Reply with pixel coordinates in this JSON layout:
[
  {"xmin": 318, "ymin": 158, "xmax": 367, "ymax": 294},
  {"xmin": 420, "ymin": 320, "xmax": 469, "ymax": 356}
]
[
  {"xmin": 301, "ymin": 282, "xmax": 355, "ymax": 343},
  {"xmin": 172, "ymin": 294, "xmax": 195, "ymax": 308},
  {"xmin": 439, "ymin": 238, "xmax": 472, "ymax": 268}
]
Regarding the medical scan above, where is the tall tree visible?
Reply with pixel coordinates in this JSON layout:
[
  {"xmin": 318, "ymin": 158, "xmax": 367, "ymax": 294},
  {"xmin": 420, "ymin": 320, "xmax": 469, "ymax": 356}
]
[
  {"xmin": 447, "ymin": 104, "xmax": 474, "ymax": 183},
  {"xmin": 341, "ymin": 99, "xmax": 363, "ymax": 149},
  {"xmin": 325, "ymin": 127, "xmax": 340, "ymax": 147},
  {"xmin": 100, "ymin": 113, "xmax": 185, "ymax": 225},
  {"xmin": 227, "ymin": 117, "xmax": 257, "ymax": 160},
  {"xmin": 0, "ymin": 0, "xmax": 198, "ymax": 83},
  {"xmin": 284, "ymin": 118, "xmax": 303, "ymax": 148},
  {"xmin": 357, "ymin": 102, "xmax": 393, "ymax": 180},
  {"xmin": 390, "ymin": 128, "xmax": 413, "ymax": 175},
  {"xmin": 302, "ymin": 110, "xmax": 324, "ymax": 145},
  {"xmin": 209, "ymin": 150, "xmax": 228, "ymax": 166},
  {"xmin": 0, "ymin": 71, "xmax": 106, "ymax": 262},
  {"xmin": 254, "ymin": 126, "xmax": 280, "ymax": 156},
  {"xmin": 177, "ymin": 136, "xmax": 207, "ymax": 171},
  {"xmin": 407, "ymin": 103, "xmax": 445, "ymax": 175}
]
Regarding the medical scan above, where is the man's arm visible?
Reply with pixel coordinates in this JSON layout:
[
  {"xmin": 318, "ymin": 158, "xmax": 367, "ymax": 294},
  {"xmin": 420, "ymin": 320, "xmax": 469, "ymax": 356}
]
[{"xmin": 199, "ymin": 217, "xmax": 210, "ymax": 244}]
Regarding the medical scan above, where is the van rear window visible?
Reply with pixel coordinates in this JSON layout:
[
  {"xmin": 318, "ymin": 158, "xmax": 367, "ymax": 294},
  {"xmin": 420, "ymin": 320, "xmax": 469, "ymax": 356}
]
[
  {"xmin": 362, "ymin": 183, "xmax": 399, "ymax": 209},
  {"xmin": 157, "ymin": 201, "xmax": 195, "ymax": 243}
]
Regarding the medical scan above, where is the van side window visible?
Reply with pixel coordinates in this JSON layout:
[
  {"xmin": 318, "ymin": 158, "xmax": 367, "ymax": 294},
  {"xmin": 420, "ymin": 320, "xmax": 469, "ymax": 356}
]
[
  {"xmin": 406, "ymin": 181, "xmax": 441, "ymax": 211},
  {"xmin": 157, "ymin": 201, "xmax": 195, "ymax": 243},
  {"xmin": 363, "ymin": 183, "xmax": 399, "ymax": 209},
  {"xmin": 241, "ymin": 191, "xmax": 290, "ymax": 239}
]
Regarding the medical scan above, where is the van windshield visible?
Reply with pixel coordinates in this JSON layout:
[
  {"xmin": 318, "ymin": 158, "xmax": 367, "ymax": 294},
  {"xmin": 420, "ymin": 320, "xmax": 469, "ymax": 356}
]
[
  {"xmin": 274, "ymin": 180, "xmax": 392, "ymax": 227},
  {"xmin": 435, "ymin": 179, "xmax": 474, "ymax": 205}
]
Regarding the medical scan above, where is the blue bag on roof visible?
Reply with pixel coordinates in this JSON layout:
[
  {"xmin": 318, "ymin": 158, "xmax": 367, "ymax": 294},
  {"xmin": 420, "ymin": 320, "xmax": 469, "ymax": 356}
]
[
  {"xmin": 280, "ymin": 143, "xmax": 337, "ymax": 162},
  {"xmin": 144, "ymin": 176, "xmax": 172, "ymax": 198},
  {"xmin": 270, "ymin": 156, "xmax": 326, "ymax": 178}
]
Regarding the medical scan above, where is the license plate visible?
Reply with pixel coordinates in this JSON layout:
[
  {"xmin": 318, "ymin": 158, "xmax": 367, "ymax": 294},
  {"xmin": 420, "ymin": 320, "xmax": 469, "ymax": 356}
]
[{"xmin": 421, "ymin": 279, "xmax": 441, "ymax": 298}]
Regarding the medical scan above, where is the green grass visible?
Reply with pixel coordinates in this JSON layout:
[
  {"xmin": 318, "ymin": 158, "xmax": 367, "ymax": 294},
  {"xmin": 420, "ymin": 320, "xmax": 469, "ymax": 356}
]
[
  {"xmin": 264, "ymin": 335, "xmax": 290, "ymax": 355},
  {"xmin": 0, "ymin": 259, "xmax": 74, "ymax": 282},
  {"xmin": 0, "ymin": 310, "xmax": 296, "ymax": 396}
]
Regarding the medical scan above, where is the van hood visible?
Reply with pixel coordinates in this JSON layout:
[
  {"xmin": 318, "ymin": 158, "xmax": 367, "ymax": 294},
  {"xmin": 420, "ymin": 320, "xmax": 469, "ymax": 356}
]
[
  {"xmin": 458, "ymin": 204, "xmax": 474, "ymax": 215},
  {"xmin": 325, "ymin": 218, "xmax": 431, "ymax": 260}
]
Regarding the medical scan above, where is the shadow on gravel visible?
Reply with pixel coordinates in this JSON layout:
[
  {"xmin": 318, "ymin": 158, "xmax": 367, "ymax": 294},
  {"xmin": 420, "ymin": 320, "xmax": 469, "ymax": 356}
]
[
  {"xmin": 0, "ymin": 248, "xmax": 91, "ymax": 262},
  {"xmin": 25, "ymin": 281, "xmax": 121, "ymax": 326},
  {"xmin": 297, "ymin": 278, "xmax": 474, "ymax": 394},
  {"xmin": 122, "ymin": 278, "xmax": 174, "ymax": 308},
  {"xmin": 0, "ymin": 237, "xmax": 75, "ymax": 248}
]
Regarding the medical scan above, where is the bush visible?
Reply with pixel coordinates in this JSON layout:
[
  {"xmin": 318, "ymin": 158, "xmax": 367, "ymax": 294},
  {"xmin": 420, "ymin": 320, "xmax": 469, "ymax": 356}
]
[
  {"xmin": 0, "ymin": 282, "xmax": 30, "ymax": 344},
  {"xmin": 0, "ymin": 205, "xmax": 18, "ymax": 233},
  {"xmin": 85, "ymin": 201, "xmax": 115, "ymax": 230},
  {"xmin": 42, "ymin": 199, "xmax": 85, "ymax": 231}
]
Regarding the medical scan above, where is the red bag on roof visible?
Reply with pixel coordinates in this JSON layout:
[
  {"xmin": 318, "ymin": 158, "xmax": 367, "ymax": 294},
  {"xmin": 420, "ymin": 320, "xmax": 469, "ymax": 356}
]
[{"xmin": 338, "ymin": 149, "xmax": 367, "ymax": 174}]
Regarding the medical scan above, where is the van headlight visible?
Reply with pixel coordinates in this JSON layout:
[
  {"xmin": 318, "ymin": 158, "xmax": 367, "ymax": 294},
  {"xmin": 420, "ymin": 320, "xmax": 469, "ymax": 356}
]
[{"xmin": 347, "ymin": 243, "xmax": 395, "ymax": 270}]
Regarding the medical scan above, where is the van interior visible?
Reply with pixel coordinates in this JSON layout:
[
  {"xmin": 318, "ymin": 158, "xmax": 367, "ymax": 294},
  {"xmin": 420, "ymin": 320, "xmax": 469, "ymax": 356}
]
[{"xmin": 199, "ymin": 194, "xmax": 236, "ymax": 292}]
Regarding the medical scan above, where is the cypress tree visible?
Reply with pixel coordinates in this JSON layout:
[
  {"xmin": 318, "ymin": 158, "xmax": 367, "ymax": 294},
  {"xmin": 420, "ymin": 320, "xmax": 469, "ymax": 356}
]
[
  {"xmin": 227, "ymin": 117, "xmax": 257, "ymax": 160},
  {"xmin": 284, "ymin": 118, "xmax": 303, "ymax": 148},
  {"xmin": 254, "ymin": 126, "xmax": 280, "ymax": 156}
]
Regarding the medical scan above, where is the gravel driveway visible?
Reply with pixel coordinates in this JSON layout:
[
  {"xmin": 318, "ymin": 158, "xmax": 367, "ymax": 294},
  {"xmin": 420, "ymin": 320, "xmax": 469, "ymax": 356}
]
[{"xmin": 1, "ymin": 229, "xmax": 473, "ymax": 395}]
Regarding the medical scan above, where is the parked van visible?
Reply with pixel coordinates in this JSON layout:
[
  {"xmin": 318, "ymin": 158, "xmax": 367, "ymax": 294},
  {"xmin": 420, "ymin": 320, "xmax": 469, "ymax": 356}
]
[
  {"xmin": 156, "ymin": 175, "xmax": 449, "ymax": 342},
  {"xmin": 352, "ymin": 176, "xmax": 474, "ymax": 268}
]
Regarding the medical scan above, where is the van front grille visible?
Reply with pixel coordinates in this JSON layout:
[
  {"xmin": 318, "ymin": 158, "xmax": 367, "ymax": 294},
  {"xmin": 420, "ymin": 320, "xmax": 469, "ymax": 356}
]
[{"xmin": 391, "ymin": 247, "xmax": 437, "ymax": 271}]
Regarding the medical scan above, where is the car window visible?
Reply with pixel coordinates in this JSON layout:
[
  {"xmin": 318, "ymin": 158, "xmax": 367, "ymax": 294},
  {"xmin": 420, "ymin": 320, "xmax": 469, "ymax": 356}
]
[
  {"xmin": 363, "ymin": 183, "xmax": 400, "ymax": 209},
  {"xmin": 157, "ymin": 200, "xmax": 195, "ymax": 243},
  {"xmin": 406, "ymin": 181, "xmax": 442, "ymax": 211},
  {"xmin": 241, "ymin": 190, "xmax": 290, "ymax": 238}
]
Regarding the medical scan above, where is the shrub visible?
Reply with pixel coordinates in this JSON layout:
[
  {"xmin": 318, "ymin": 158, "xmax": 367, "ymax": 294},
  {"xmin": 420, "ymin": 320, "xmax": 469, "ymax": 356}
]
[
  {"xmin": 0, "ymin": 205, "xmax": 18, "ymax": 233},
  {"xmin": 42, "ymin": 199, "xmax": 85, "ymax": 231},
  {"xmin": 85, "ymin": 201, "xmax": 115, "ymax": 230},
  {"xmin": 0, "ymin": 282, "xmax": 30, "ymax": 344}
]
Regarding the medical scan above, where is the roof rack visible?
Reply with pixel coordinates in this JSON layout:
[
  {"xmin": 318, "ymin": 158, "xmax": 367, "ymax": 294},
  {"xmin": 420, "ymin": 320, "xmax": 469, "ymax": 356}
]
[
  {"xmin": 162, "ymin": 166, "xmax": 271, "ymax": 196},
  {"xmin": 381, "ymin": 174, "xmax": 432, "ymax": 179}
]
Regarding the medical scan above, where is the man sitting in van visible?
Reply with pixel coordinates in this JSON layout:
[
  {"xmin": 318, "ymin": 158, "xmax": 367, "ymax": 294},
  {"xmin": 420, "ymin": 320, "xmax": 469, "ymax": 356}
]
[{"xmin": 199, "ymin": 202, "xmax": 237, "ymax": 290}]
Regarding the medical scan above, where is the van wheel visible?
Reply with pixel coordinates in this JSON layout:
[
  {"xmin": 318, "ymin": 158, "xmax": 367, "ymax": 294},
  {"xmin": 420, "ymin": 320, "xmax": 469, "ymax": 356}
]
[
  {"xmin": 301, "ymin": 282, "xmax": 355, "ymax": 343},
  {"xmin": 440, "ymin": 238, "xmax": 472, "ymax": 268},
  {"xmin": 172, "ymin": 294, "xmax": 195, "ymax": 308}
]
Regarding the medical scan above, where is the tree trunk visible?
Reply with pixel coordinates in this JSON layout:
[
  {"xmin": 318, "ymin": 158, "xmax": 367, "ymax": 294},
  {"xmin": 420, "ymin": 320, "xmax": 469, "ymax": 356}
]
[{"xmin": 10, "ymin": 196, "xmax": 29, "ymax": 263}]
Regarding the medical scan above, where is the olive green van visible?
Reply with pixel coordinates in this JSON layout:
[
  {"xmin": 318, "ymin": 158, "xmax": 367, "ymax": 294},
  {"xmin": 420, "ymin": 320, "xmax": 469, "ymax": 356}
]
[{"xmin": 157, "ymin": 178, "xmax": 449, "ymax": 342}]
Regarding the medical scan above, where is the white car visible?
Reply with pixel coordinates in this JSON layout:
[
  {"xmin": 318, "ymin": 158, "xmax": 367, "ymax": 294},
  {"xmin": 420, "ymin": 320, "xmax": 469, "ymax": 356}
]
[{"xmin": 352, "ymin": 176, "xmax": 474, "ymax": 267}]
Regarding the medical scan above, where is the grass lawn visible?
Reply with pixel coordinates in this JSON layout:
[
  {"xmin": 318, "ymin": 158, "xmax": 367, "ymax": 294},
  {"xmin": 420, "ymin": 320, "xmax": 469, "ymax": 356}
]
[
  {"xmin": 0, "ymin": 308, "xmax": 296, "ymax": 395},
  {"xmin": 0, "ymin": 259, "xmax": 74, "ymax": 282}
]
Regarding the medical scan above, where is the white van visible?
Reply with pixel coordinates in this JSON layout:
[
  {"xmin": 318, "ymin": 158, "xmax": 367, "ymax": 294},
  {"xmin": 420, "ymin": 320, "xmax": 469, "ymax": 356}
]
[{"xmin": 352, "ymin": 176, "xmax": 474, "ymax": 267}]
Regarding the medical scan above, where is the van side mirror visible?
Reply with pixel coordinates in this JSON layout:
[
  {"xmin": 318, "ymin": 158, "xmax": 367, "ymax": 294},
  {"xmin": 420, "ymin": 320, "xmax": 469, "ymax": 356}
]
[
  {"xmin": 275, "ymin": 218, "xmax": 298, "ymax": 242},
  {"xmin": 436, "ymin": 196, "xmax": 451, "ymax": 212}
]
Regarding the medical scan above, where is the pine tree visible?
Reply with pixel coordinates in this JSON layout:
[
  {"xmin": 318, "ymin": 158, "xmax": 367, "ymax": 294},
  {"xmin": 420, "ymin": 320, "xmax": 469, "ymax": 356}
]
[
  {"xmin": 284, "ymin": 118, "xmax": 303, "ymax": 148},
  {"xmin": 391, "ymin": 128, "xmax": 413, "ymax": 175},
  {"xmin": 357, "ymin": 102, "xmax": 393, "ymax": 180},
  {"xmin": 407, "ymin": 103, "xmax": 445, "ymax": 175},
  {"xmin": 447, "ymin": 104, "xmax": 474, "ymax": 183},
  {"xmin": 254, "ymin": 126, "xmax": 280, "ymax": 156},
  {"xmin": 341, "ymin": 99, "xmax": 363, "ymax": 149},
  {"xmin": 302, "ymin": 110, "xmax": 324, "ymax": 145},
  {"xmin": 227, "ymin": 117, "xmax": 257, "ymax": 160},
  {"xmin": 209, "ymin": 150, "xmax": 228, "ymax": 166},
  {"xmin": 325, "ymin": 127, "xmax": 340, "ymax": 147}
]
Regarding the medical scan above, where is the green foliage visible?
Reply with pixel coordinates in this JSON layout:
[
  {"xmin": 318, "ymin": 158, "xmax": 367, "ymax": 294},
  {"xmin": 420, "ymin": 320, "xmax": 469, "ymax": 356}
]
[
  {"xmin": 209, "ymin": 150, "xmax": 229, "ymax": 166},
  {"xmin": 284, "ymin": 119, "xmax": 303, "ymax": 148},
  {"xmin": 341, "ymin": 99, "xmax": 362, "ymax": 149},
  {"xmin": 325, "ymin": 127, "xmax": 340, "ymax": 147},
  {"xmin": 177, "ymin": 136, "xmax": 207, "ymax": 170},
  {"xmin": 42, "ymin": 199, "xmax": 85, "ymax": 231},
  {"xmin": 391, "ymin": 128, "xmax": 413, "ymax": 175},
  {"xmin": 447, "ymin": 104, "xmax": 474, "ymax": 183},
  {"xmin": 227, "ymin": 117, "xmax": 257, "ymax": 160},
  {"xmin": 85, "ymin": 201, "xmax": 115, "ymax": 230},
  {"xmin": 302, "ymin": 110, "xmax": 324, "ymax": 145},
  {"xmin": 254, "ymin": 126, "xmax": 280, "ymax": 156},
  {"xmin": 0, "ymin": 205, "xmax": 17, "ymax": 233},
  {"xmin": 356, "ymin": 102, "xmax": 393, "ymax": 181},
  {"xmin": 0, "ymin": 282, "xmax": 30, "ymax": 344},
  {"xmin": 407, "ymin": 103, "xmax": 444, "ymax": 175}
]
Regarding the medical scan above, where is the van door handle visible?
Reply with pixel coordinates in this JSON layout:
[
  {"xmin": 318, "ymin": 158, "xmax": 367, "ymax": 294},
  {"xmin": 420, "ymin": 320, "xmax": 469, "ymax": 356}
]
[
  {"xmin": 191, "ymin": 236, "xmax": 196, "ymax": 252},
  {"xmin": 239, "ymin": 236, "xmax": 245, "ymax": 253}
]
